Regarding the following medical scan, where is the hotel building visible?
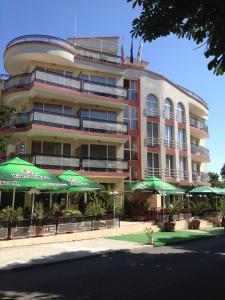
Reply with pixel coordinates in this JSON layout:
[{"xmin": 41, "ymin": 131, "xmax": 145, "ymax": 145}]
[{"xmin": 0, "ymin": 35, "xmax": 210, "ymax": 205}]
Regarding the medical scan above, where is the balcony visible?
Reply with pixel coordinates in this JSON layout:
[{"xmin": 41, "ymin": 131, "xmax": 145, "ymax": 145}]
[
  {"xmin": 144, "ymin": 108, "xmax": 161, "ymax": 118},
  {"xmin": 145, "ymin": 137, "xmax": 161, "ymax": 147},
  {"xmin": 176, "ymin": 115, "xmax": 186, "ymax": 123},
  {"xmin": 192, "ymin": 171, "xmax": 210, "ymax": 183},
  {"xmin": 1, "ymin": 110, "xmax": 128, "ymax": 136},
  {"xmin": 191, "ymin": 144, "xmax": 210, "ymax": 161},
  {"xmin": 190, "ymin": 117, "xmax": 208, "ymax": 138},
  {"xmin": 5, "ymin": 35, "xmax": 124, "ymax": 74},
  {"xmin": 145, "ymin": 167, "xmax": 162, "ymax": 178},
  {"xmin": 7, "ymin": 154, "xmax": 128, "ymax": 173},
  {"xmin": 3, "ymin": 68, "xmax": 128, "ymax": 106}
]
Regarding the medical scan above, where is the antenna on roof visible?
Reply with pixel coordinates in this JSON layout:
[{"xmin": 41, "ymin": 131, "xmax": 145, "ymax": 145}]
[{"xmin": 74, "ymin": 14, "xmax": 77, "ymax": 38}]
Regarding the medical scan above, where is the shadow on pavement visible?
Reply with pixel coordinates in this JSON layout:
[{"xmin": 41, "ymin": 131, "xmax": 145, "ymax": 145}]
[{"xmin": 0, "ymin": 236, "xmax": 225, "ymax": 299}]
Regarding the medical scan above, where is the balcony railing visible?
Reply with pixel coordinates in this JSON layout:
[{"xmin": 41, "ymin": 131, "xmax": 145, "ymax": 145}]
[
  {"xmin": 176, "ymin": 114, "xmax": 186, "ymax": 123},
  {"xmin": 145, "ymin": 167, "xmax": 162, "ymax": 178},
  {"xmin": 81, "ymin": 158, "xmax": 128, "ymax": 171},
  {"xmin": 144, "ymin": 108, "xmax": 161, "ymax": 117},
  {"xmin": 4, "ymin": 68, "xmax": 128, "ymax": 100},
  {"xmin": 177, "ymin": 142, "xmax": 188, "ymax": 151},
  {"xmin": 165, "ymin": 169, "xmax": 177, "ymax": 178},
  {"xmin": 1, "ymin": 110, "xmax": 128, "ymax": 135},
  {"xmin": 6, "ymin": 35, "xmax": 123, "ymax": 65},
  {"xmin": 145, "ymin": 137, "xmax": 161, "ymax": 147},
  {"xmin": 192, "ymin": 171, "xmax": 210, "ymax": 182},
  {"xmin": 190, "ymin": 117, "xmax": 208, "ymax": 133},
  {"xmin": 5, "ymin": 154, "xmax": 128, "ymax": 172},
  {"xmin": 191, "ymin": 144, "xmax": 209, "ymax": 159},
  {"xmin": 164, "ymin": 139, "xmax": 176, "ymax": 148},
  {"xmin": 178, "ymin": 170, "xmax": 189, "ymax": 180},
  {"xmin": 163, "ymin": 110, "xmax": 175, "ymax": 120}
]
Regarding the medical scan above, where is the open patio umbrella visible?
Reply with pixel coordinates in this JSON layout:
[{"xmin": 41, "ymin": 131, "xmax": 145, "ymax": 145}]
[
  {"xmin": 188, "ymin": 185, "xmax": 225, "ymax": 217},
  {"xmin": 132, "ymin": 176, "xmax": 178, "ymax": 194},
  {"xmin": 57, "ymin": 170, "xmax": 102, "ymax": 208},
  {"xmin": 0, "ymin": 157, "xmax": 67, "ymax": 213}
]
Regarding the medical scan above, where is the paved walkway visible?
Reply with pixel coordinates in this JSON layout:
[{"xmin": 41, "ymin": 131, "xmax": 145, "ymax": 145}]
[{"xmin": 0, "ymin": 238, "xmax": 147, "ymax": 272}]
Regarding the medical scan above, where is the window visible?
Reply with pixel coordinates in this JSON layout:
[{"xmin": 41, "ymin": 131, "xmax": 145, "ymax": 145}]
[
  {"xmin": 43, "ymin": 142, "xmax": 61, "ymax": 155},
  {"xmin": 146, "ymin": 94, "xmax": 159, "ymax": 117},
  {"xmin": 164, "ymin": 98, "xmax": 173, "ymax": 119},
  {"xmin": 165, "ymin": 125, "xmax": 173, "ymax": 141},
  {"xmin": 178, "ymin": 128, "xmax": 186, "ymax": 149},
  {"xmin": 147, "ymin": 153, "xmax": 159, "ymax": 169},
  {"xmin": 31, "ymin": 141, "xmax": 42, "ymax": 154},
  {"xmin": 80, "ymin": 144, "xmax": 116, "ymax": 160},
  {"xmin": 124, "ymin": 136, "xmax": 138, "ymax": 160},
  {"xmin": 179, "ymin": 157, "xmax": 186, "ymax": 178},
  {"xmin": 166, "ymin": 155, "xmax": 174, "ymax": 177},
  {"xmin": 33, "ymin": 103, "xmax": 72, "ymax": 115},
  {"xmin": 63, "ymin": 143, "xmax": 71, "ymax": 156},
  {"xmin": 123, "ymin": 106, "xmax": 138, "ymax": 130},
  {"xmin": 78, "ymin": 109, "xmax": 116, "ymax": 121},
  {"xmin": 147, "ymin": 122, "xmax": 158, "ymax": 138},
  {"xmin": 177, "ymin": 103, "xmax": 185, "ymax": 122},
  {"xmin": 124, "ymin": 79, "xmax": 137, "ymax": 100}
]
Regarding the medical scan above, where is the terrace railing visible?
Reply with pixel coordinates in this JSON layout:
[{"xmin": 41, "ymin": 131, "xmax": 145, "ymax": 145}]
[
  {"xmin": 4, "ymin": 68, "xmax": 128, "ymax": 100},
  {"xmin": 144, "ymin": 137, "xmax": 161, "ymax": 147},
  {"xmin": 81, "ymin": 158, "xmax": 128, "ymax": 171},
  {"xmin": 144, "ymin": 167, "xmax": 163, "ymax": 178},
  {"xmin": 190, "ymin": 117, "xmax": 208, "ymax": 133},
  {"xmin": 191, "ymin": 144, "xmax": 209, "ymax": 159}
]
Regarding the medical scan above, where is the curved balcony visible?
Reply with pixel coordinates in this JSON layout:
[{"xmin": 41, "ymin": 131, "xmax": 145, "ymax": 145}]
[
  {"xmin": 191, "ymin": 144, "xmax": 210, "ymax": 162},
  {"xmin": 4, "ymin": 35, "xmax": 123, "ymax": 74},
  {"xmin": 7, "ymin": 154, "xmax": 128, "ymax": 173},
  {"xmin": 0, "ymin": 110, "xmax": 128, "ymax": 141},
  {"xmin": 192, "ymin": 171, "xmax": 210, "ymax": 183},
  {"xmin": 3, "ymin": 68, "xmax": 128, "ymax": 107},
  {"xmin": 190, "ymin": 117, "xmax": 209, "ymax": 139}
]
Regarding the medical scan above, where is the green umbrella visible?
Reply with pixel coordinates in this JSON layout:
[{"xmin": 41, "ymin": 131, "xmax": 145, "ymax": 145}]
[
  {"xmin": 132, "ymin": 176, "xmax": 178, "ymax": 194},
  {"xmin": 57, "ymin": 170, "xmax": 102, "ymax": 208},
  {"xmin": 188, "ymin": 186, "xmax": 223, "ymax": 195},
  {"xmin": 0, "ymin": 157, "xmax": 67, "ymax": 210}
]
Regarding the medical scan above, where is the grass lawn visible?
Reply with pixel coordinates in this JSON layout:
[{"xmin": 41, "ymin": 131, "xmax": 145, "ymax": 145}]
[{"xmin": 108, "ymin": 227, "xmax": 224, "ymax": 247}]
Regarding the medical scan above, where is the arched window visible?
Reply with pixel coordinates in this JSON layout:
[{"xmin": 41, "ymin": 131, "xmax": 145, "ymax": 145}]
[
  {"xmin": 146, "ymin": 94, "xmax": 159, "ymax": 117},
  {"xmin": 164, "ymin": 98, "xmax": 173, "ymax": 119},
  {"xmin": 177, "ymin": 102, "xmax": 185, "ymax": 123}
]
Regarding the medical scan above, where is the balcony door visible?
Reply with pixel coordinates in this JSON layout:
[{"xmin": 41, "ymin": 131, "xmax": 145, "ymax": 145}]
[
  {"xmin": 80, "ymin": 144, "xmax": 116, "ymax": 160},
  {"xmin": 147, "ymin": 153, "xmax": 160, "ymax": 176},
  {"xmin": 147, "ymin": 122, "xmax": 158, "ymax": 139},
  {"xmin": 178, "ymin": 128, "xmax": 186, "ymax": 149}
]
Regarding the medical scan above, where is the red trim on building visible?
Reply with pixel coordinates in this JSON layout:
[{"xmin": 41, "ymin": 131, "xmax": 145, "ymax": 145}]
[
  {"xmin": 137, "ymin": 79, "xmax": 142, "ymax": 179},
  {"xmin": 129, "ymin": 160, "xmax": 139, "ymax": 167},
  {"xmin": 165, "ymin": 119, "xmax": 174, "ymax": 126},
  {"xmin": 147, "ymin": 116, "xmax": 160, "ymax": 123},
  {"xmin": 179, "ymin": 150, "xmax": 188, "ymax": 157},
  {"xmin": 165, "ymin": 148, "xmax": 176, "ymax": 155},
  {"xmin": 178, "ymin": 123, "xmax": 186, "ymax": 129},
  {"xmin": 191, "ymin": 153, "xmax": 210, "ymax": 162},
  {"xmin": 147, "ymin": 146, "xmax": 160, "ymax": 153}
]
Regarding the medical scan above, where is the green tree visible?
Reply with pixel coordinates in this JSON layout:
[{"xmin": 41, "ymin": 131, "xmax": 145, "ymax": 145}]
[
  {"xmin": 128, "ymin": 0, "xmax": 225, "ymax": 75},
  {"xmin": 208, "ymin": 172, "xmax": 225, "ymax": 188},
  {"xmin": 220, "ymin": 164, "xmax": 225, "ymax": 181}
]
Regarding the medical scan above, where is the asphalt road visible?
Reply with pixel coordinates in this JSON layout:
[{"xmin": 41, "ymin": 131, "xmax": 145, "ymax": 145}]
[{"xmin": 0, "ymin": 236, "xmax": 225, "ymax": 300}]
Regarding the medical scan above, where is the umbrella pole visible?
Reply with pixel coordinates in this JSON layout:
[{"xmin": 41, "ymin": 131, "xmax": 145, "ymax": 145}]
[
  {"xmin": 31, "ymin": 194, "xmax": 35, "ymax": 220},
  {"xmin": 66, "ymin": 193, "xmax": 69, "ymax": 209},
  {"xmin": 0, "ymin": 191, "xmax": 1, "ymax": 208},
  {"xmin": 49, "ymin": 193, "xmax": 53, "ymax": 209},
  {"xmin": 12, "ymin": 188, "xmax": 16, "ymax": 209}
]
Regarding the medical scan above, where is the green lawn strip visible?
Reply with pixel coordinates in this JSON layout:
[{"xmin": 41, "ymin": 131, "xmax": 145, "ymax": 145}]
[{"xmin": 108, "ymin": 228, "xmax": 224, "ymax": 247}]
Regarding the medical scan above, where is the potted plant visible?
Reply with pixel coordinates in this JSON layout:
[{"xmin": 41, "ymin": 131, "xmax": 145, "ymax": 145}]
[
  {"xmin": 0, "ymin": 207, "xmax": 24, "ymax": 239},
  {"xmin": 164, "ymin": 200, "xmax": 182, "ymax": 232},
  {"xmin": 145, "ymin": 226, "xmax": 154, "ymax": 245},
  {"xmin": 219, "ymin": 199, "xmax": 225, "ymax": 229},
  {"xmin": 189, "ymin": 200, "xmax": 205, "ymax": 229},
  {"xmin": 84, "ymin": 201, "xmax": 106, "ymax": 230}
]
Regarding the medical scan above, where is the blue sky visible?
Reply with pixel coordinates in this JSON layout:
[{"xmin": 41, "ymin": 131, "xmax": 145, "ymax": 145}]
[{"xmin": 0, "ymin": 0, "xmax": 224, "ymax": 174}]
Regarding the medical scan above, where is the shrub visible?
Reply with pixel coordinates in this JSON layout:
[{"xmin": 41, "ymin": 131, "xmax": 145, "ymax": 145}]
[
  {"xmin": 84, "ymin": 202, "xmax": 106, "ymax": 216},
  {"xmin": 63, "ymin": 209, "xmax": 82, "ymax": 217},
  {"xmin": 0, "ymin": 206, "xmax": 24, "ymax": 223}
]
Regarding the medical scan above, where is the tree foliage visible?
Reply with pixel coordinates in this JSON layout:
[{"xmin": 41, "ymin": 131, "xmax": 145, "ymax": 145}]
[
  {"xmin": 208, "ymin": 172, "xmax": 225, "ymax": 188},
  {"xmin": 221, "ymin": 164, "xmax": 225, "ymax": 181},
  {"xmin": 128, "ymin": 0, "xmax": 225, "ymax": 75}
]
